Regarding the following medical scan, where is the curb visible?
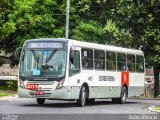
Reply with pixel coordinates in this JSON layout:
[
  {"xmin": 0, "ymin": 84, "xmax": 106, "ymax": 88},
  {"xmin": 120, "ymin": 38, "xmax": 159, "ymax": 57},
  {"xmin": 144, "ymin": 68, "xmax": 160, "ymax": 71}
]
[
  {"xmin": 0, "ymin": 95, "xmax": 18, "ymax": 101},
  {"xmin": 148, "ymin": 106, "xmax": 160, "ymax": 113},
  {"xmin": 128, "ymin": 97, "xmax": 160, "ymax": 100}
]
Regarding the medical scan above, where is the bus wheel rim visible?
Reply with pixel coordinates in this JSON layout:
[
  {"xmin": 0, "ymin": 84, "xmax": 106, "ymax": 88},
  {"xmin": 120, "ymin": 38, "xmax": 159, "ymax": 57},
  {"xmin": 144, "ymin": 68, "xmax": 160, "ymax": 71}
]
[
  {"xmin": 82, "ymin": 88, "xmax": 86, "ymax": 105},
  {"xmin": 122, "ymin": 90, "xmax": 126, "ymax": 102}
]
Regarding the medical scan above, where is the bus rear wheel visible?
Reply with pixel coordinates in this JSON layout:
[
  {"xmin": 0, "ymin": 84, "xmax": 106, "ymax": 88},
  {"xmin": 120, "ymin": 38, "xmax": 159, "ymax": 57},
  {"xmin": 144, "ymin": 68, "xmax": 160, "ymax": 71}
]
[
  {"xmin": 77, "ymin": 86, "xmax": 87, "ymax": 107},
  {"xmin": 118, "ymin": 86, "xmax": 127, "ymax": 104},
  {"xmin": 112, "ymin": 87, "xmax": 127, "ymax": 104},
  {"xmin": 111, "ymin": 98, "xmax": 118, "ymax": 103},
  {"xmin": 37, "ymin": 98, "xmax": 45, "ymax": 105}
]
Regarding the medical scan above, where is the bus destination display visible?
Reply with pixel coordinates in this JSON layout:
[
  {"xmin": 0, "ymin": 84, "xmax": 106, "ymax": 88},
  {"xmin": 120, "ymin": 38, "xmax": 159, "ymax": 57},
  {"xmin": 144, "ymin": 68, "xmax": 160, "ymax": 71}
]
[{"xmin": 27, "ymin": 42, "xmax": 64, "ymax": 48}]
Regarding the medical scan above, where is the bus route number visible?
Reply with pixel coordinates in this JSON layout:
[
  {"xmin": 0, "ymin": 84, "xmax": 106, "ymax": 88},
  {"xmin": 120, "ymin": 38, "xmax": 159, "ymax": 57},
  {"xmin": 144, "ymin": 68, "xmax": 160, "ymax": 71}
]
[{"xmin": 26, "ymin": 84, "xmax": 38, "ymax": 91}]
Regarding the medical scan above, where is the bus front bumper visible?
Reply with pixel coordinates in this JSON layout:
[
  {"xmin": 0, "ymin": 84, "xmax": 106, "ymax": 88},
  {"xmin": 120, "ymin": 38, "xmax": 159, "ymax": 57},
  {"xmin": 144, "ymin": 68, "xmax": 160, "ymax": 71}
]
[{"xmin": 18, "ymin": 86, "xmax": 68, "ymax": 99}]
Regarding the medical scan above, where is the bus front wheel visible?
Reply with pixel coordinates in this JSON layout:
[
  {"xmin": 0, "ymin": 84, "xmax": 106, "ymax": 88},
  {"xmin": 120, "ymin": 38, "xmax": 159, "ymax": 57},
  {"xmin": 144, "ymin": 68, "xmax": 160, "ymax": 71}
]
[
  {"xmin": 37, "ymin": 98, "xmax": 45, "ymax": 105},
  {"xmin": 77, "ymin": 86, "xmax": 87, "ymax": 107},
  {"xmin": 86, "ymin": 98, "xmax": 95, "ymax": 104}
]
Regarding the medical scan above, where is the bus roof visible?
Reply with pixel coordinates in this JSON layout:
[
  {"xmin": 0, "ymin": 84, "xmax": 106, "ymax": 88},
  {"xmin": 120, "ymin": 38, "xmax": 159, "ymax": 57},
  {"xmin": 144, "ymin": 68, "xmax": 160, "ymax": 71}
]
[
  {"xmin": 24, "ymin": 38, "xmax": 144, "ymax": 56},
  {"xmin": 24, "ymin": 38, "xmax": 69, "ymax": 43},
  {"xmin": 70, "ymin": 39, "xmax": 144, "ymax": 56}
]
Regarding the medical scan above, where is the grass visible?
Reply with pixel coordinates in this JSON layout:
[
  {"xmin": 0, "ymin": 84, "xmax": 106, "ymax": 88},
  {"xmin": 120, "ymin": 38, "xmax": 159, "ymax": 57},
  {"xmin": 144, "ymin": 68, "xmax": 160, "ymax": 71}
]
[
  {"xmin": 0, "ymin": 90, "xmax": 17, "ymax": 97},
  {"xmin": 0, "ymin": 93, "xmax": 11, "ymax": 97},
  {"xmin": 129, "ymin": 95, "xmax": 154, "ymax": 99},
  {"xmin": 154, "ymin": 106, "xmax": 160, "ymax": 111}
]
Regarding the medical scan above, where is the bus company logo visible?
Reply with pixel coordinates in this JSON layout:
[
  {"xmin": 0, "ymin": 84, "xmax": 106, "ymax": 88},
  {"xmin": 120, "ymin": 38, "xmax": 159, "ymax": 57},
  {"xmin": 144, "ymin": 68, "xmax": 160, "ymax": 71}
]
[
  {"xmin": 99, "ymin": 76, "xmax": 115, "ymax": 81},
  {"xmin": 124, "ymin": 74, "xmax": 127, "ymax": 82},
  {"xmin": 43, "ymin": 50, "xmax": 48, "ymax": 56},
  {"xmin": 2, "ymin": 114, "xmax": 18, "ymax": 120}
]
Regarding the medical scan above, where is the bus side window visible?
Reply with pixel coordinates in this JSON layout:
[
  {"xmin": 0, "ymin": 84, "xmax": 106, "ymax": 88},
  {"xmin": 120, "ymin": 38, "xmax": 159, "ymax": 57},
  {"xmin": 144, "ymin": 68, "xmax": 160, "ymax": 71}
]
[
  {"xmin": 69, "ymin": 50, "xmax": 80, "ymax": 76},
  {"xmin": 136, "ymin": 56, "xmax": 144, "ymax": 73},
  {"xmin": 81, "ymin": 48, "xmax": 93, "ymax": 69},
  {"xmin": 94, "ymin": 50, "xmax": 105, "ymax": 70},
  {"xmin": 127, "ymin": 54, "xmax": 135, "ymax": 72},
  {"xmin": 106, "ymin": 52, "xmax": 116, "ymax": 71},
  {"xmin": 117, "ymin": 53, "xmax": 126, "ymax": 71}
]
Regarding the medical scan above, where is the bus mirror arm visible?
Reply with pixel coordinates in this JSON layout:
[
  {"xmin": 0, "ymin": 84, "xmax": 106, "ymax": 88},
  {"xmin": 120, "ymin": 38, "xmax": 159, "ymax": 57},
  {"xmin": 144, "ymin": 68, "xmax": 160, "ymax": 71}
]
[{"xmin": 14, "ymin": 47, "xmax": 22, "ymax": 60}]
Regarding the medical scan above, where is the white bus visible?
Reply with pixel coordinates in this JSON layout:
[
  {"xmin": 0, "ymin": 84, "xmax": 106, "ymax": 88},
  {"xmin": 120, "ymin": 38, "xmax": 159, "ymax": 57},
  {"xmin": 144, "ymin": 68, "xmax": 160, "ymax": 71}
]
[{"xmin": 17, "ymin": 38, "xmax": 145, "ymax": 107}]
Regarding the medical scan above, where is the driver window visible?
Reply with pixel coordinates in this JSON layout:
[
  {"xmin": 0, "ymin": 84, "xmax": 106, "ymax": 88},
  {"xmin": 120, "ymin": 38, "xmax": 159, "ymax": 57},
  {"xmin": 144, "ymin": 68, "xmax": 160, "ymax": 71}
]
[{"xmin": 69, "ymin": 50, "xmax": 80, "ymax": 76}]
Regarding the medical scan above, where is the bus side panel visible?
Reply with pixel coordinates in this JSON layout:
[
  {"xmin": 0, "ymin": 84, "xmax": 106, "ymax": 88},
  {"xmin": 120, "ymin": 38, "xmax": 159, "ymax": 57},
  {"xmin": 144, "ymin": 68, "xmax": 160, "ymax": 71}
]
[
  {"xmin": 128, "ymin": 86, "xmax": 144, "ymax": 97},
  {"xmin": 68, "ymin": 70, "xmax": 145, "ymax": 99},
  {"xmin": 89, "ymin": 86, "xmax": 98, "ymax": 98},
  {"xmin": 128, "ymin": 73, "xmax": 145, "ymax": 97},
  {"xmin": 81, "ymin": 70, "xmax": 122, "ymax": 99},
  {"xmin": 68, "ymin": 73, "xmax": 81, "ymax": 99}
]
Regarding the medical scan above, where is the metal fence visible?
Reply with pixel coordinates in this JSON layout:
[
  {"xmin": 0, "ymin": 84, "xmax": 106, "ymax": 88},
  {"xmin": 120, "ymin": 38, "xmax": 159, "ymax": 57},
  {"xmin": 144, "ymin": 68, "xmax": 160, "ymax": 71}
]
[
  {"xmin": 0, "ymin": 76, "xmax": 18, "ymax": 81},
  {"xmin": 145, "ymin": 82, "xmax": 154, "ymax": 97}
]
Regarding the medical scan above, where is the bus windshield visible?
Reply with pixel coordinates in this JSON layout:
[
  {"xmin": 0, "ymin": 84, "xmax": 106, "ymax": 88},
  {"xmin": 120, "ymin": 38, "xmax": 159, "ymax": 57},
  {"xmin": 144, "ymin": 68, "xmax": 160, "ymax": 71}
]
[{"xmin": 20, "ymin": 49, "xmax": 67, "ymax": 78}]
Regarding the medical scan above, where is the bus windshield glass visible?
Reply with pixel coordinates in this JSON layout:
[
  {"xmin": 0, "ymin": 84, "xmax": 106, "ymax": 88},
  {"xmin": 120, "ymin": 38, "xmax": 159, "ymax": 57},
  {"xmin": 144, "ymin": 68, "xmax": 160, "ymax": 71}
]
[{"xmin": 20, "ymin": 49, "xmax": 67, "ymax": 78}]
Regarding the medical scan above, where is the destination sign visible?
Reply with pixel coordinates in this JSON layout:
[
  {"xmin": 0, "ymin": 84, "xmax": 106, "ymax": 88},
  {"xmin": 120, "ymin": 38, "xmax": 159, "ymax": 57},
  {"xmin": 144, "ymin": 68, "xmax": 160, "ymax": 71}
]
[{"xmin": 27, "ymin": 42, "xmax": 64, "ymax": 48}]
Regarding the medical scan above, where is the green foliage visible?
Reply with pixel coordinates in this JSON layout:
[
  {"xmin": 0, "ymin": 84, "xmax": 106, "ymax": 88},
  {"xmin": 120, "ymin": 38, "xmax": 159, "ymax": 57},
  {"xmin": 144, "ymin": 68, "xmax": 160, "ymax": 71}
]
[
  {"xmin": 1, "ymin": 0, "xmax": 66, "ymax": 53},
  {"xmin": 0, "ymin": 93, "xmax": 10, "ymax": 97},
  {"xmin": 0, "ymin": 91, "xmax": 17, "ymax": 97},
  {"xmin": 0, "ymin": 81, "xmax": 17, "ymax": 91},
  {"xmin": 0, "ymin": 0, "xmax": 159, "ymax": 69},
  {"xmin": 72, "ymin": 21, "xmax": 103, "ymax": 43},
  {"xmin": 103, "ymin": 20, "xmax": 132, "ymax": 47}
]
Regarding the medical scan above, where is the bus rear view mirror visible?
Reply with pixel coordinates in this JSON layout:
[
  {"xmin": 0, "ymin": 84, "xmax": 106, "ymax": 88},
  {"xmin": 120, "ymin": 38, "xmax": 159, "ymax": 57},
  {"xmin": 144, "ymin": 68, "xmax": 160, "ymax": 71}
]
[{"xmin": 14, "ymin": 47, "xmax": 22, "ymax": 60}]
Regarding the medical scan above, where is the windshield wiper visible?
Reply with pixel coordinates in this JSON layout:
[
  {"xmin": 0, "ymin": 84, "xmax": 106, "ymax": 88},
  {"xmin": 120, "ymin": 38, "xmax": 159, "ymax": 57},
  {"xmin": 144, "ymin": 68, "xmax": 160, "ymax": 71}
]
[{"xmin": 46, "ymin": 49, "xmax": 57, "ymax": 63}]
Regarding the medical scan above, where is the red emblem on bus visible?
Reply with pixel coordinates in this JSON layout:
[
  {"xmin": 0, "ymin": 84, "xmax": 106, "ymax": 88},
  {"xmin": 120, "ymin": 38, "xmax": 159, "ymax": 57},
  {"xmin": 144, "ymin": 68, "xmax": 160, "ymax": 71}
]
[{"xmin": 121, "ymin": 72, "xmax": 129, "ymax": 86}]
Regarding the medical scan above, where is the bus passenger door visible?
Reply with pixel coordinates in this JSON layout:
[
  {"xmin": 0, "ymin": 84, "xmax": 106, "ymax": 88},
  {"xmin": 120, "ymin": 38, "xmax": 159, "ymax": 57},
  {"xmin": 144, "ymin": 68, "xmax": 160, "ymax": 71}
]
[{"xmin": 68, "ymin": 47, "xmax": 81, "ymax": 99}]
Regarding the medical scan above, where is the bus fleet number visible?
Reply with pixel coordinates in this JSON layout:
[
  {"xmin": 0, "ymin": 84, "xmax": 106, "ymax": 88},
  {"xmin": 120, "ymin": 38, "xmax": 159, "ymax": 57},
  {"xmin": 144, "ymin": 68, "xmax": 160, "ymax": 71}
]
[{"xmin": 26, "ymin": 84, "xmax": 38, "ymax": 90}]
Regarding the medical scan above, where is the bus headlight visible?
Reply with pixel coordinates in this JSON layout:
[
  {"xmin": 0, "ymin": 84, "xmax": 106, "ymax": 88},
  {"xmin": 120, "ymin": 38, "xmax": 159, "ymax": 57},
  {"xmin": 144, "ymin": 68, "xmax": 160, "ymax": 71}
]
[
  {"xmin": 19, "ymin": 79, "xmax": 25, "ymax": 89},
  {"xmin": 56, "ymin": 80, "xmax": 64, "ymax": 89}
]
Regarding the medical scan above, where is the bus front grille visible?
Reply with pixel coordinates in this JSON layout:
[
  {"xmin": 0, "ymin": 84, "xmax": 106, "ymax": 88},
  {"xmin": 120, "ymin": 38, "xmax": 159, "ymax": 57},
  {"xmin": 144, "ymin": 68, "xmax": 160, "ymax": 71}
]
[{"xmin": 29, "ymin": 92, "xmax": 52, "ymax": 97}]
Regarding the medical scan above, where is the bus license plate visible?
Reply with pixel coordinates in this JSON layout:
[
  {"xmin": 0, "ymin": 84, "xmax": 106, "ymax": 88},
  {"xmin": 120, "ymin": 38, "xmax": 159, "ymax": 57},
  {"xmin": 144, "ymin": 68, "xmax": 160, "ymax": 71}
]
[
  {"xmin": 26, "ymin": 84, "xmax": 38, "ymax": 91},
  {"xmin": 36, "ymin": 91, "xmax": 44, "ymax": 95}
]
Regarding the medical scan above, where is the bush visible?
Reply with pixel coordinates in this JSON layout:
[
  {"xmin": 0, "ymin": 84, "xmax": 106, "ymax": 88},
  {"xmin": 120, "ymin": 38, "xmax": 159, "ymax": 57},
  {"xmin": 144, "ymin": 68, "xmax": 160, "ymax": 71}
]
[{"xmin": 0, "ymin": 80, "xmax": 17, "ymax": 91}]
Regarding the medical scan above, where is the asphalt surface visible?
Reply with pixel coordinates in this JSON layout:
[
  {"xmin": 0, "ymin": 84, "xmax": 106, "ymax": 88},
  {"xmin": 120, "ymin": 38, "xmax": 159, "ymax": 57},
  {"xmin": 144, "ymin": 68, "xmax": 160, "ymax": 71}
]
[{"xmin": 0, "ymin": 97, "xmax": 160, "ymax": 120}]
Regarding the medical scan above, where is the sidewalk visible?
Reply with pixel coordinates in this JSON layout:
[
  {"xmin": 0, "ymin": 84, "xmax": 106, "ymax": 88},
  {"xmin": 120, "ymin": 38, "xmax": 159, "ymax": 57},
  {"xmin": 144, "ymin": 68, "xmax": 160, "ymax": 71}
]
[
  {"xmin": 128, "ymin": 95, "xmax": 160, "ymax": 100},
  {"xmin": 0, "ymin": 95, "xmax": 18, "ymax": 101}
]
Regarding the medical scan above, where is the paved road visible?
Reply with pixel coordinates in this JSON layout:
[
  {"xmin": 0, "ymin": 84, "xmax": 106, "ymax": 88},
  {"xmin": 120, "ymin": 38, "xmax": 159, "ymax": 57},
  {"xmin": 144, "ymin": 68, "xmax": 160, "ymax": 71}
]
[{"xmin": 0, "ymin": 98, "xmax": 159, "ymax": 120}]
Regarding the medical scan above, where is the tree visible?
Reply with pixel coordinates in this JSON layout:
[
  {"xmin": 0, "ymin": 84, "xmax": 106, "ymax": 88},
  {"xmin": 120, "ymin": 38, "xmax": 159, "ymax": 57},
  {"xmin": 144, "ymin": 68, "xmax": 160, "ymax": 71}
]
[
  {"xmin": 0, "ymin": 0, "xmax": 66, "ymax": 66},
  {"xmin": 0, "ymin": 0, "xmax": 15, "ymax": 65},
  {"xmin": 71, "ymin": 0, "xmax": 160, "ymax": 97}
]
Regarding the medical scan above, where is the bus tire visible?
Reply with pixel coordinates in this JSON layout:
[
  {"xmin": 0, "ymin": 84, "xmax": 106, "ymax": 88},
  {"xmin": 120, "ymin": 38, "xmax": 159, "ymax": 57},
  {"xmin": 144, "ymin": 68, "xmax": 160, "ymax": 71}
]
[
  {"xmin": 86, "ymin": 99, "xmax": 95, "ymax": 104},
  {"xmin": 118, "ymin": 86, "xmax": 127, "ymax": 104},
  {"xmin": 111, "ymin": 98, "xmax": 118, "ymax": 103},
  {"xmin": 77, "ymin": 86, "xmax": 87, "ymax": 107},
  {"xmin": 37, "ymin": 98, "xmax": 45, "ymax": 105}
]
